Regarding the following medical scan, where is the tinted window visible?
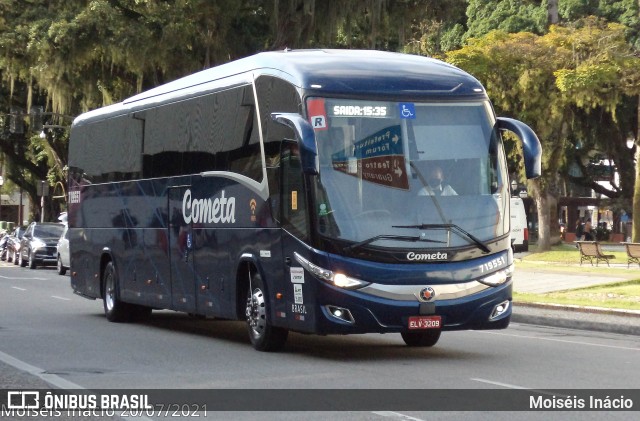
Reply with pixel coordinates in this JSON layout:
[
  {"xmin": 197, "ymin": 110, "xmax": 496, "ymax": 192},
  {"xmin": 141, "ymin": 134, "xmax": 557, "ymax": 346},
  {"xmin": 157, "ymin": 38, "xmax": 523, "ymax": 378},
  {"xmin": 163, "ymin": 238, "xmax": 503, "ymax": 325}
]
[
  {"xmin": 142, "ymin": 85, "xmax": 262, "ymax": 181},
  {"xmin": 255, "ymin": 76, "xmax": 301, "ymax": 169},
  {"xmin": 69, "ymin": 116, "xmax": 142, "ymax": 183},
  {"xmin": 70, "ymin": 85, "xmax": 263, "ymax": 183}
]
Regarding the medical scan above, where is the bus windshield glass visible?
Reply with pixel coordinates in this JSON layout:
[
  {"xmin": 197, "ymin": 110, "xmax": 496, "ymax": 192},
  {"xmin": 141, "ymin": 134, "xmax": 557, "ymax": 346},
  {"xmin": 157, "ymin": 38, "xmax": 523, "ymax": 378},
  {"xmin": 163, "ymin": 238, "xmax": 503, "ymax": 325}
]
[{"xmin": 308, "ymin": 98, "xmax": 509, "ymax": 250}]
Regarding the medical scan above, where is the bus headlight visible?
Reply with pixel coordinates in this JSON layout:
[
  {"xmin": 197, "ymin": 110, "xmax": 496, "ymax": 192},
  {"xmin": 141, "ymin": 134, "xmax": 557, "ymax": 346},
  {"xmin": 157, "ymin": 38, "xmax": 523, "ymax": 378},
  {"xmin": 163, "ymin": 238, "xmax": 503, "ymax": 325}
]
[
  {"xmin": 332, "ymin": 273, "xmax": 367, "ymax": 288},
  {"xmin": 478, "ymin": 265, "xmax": 514, "ymax": 287},
  {"xmin": 294, "ymin": 252, "xmax": 369, "ymax": 290}
]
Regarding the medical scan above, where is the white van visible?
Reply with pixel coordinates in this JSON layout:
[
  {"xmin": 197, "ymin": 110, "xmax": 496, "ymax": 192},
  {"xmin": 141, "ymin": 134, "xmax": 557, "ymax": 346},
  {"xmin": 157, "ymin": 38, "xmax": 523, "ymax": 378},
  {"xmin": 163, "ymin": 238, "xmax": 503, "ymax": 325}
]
[{"xmin": 510, "ymin": 197, "xmax": 528, "ymax": 252}]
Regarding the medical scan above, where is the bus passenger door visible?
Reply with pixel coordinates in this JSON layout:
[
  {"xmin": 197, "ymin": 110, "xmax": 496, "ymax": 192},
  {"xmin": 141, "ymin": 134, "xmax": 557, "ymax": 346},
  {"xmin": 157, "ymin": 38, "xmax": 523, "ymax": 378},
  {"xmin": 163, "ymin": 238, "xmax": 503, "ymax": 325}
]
[
  {"xmin": 168, "ymin": 186, "xmax": 197, "ymax": 313},
  {"xmin": 279, "ymin": 140, "xmax": 315, "ymax": 331}
]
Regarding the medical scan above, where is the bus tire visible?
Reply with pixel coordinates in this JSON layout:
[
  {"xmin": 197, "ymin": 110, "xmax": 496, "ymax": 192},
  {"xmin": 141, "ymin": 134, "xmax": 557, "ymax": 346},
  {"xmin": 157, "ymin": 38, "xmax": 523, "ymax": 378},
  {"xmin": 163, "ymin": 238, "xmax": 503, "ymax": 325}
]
[
  {"xmin": 102, "ymin": 261, "xmax": 132, "ymax": 322},
  {"xmin": 401, "ymin": 330, "xmax": 441, "ymax": 347},
  {"xmin": 245, "ymin": 272, "xmax": 288, "ymax": 352}
]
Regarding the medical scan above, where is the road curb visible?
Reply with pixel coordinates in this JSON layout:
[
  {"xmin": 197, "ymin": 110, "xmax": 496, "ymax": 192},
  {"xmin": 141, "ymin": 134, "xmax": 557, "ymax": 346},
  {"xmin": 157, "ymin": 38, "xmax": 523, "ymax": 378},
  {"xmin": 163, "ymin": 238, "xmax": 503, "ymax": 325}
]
[
  {"xmin": 512, "ymin": 302, "xmax": 640, "ymax": 336},
  {"xmin": 515, "ymin": 301, "xmax": 640, "ymax": 317}
]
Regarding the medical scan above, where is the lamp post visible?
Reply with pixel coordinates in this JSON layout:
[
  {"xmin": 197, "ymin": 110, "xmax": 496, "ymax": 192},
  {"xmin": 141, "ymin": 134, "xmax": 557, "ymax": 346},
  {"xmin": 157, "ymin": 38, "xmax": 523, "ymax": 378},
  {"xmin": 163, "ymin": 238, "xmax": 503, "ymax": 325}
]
[
  {"xmin": 38, "ymin": 180, "xmax": 49, "ymax": 223},
  {"xmin": 0, "ymin": 175, "xmax": 3, "ymax": 223}
]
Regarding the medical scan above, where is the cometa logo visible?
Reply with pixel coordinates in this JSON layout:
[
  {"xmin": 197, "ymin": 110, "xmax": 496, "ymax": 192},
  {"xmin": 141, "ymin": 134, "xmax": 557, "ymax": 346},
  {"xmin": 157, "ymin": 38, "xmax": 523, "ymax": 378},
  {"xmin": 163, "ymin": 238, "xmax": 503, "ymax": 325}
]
[
  {"xmin": 406, "ymin": 251, "xmax": 448, "ymax": 261},
  {"xmin": 182, "ymin": 189, "xmax": 236, "ymax": 224}
]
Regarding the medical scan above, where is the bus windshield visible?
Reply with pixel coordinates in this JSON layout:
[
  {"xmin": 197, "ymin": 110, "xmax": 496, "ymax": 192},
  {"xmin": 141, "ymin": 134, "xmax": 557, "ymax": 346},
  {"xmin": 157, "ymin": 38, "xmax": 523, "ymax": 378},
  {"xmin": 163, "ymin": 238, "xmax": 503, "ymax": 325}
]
[{"xmin": 309, "ymin": 98, "xmax": 509, "ymax": 251}]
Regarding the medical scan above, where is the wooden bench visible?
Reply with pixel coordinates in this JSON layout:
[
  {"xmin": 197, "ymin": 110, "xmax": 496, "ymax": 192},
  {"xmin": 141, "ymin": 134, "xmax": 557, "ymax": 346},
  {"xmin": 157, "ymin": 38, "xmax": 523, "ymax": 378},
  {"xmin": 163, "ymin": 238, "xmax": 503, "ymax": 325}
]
[
  {"xmin": 621, "ymin": 242, "xmax": 640, "ymax": 268},
  {"xmin": 575, "ymin": 241, "xmax": 615, "ymax": 267}
]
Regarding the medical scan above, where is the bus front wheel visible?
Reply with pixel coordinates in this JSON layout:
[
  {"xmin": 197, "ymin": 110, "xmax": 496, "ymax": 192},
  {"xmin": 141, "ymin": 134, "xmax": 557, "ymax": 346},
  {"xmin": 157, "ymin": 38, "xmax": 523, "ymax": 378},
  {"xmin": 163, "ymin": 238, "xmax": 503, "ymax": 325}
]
[
  {"xmin": 401, "ymin": 330, "xmax": 441, "ymax": 347},
  {"xmin": 102, "ymin": 261, "xmax": 132, "ymax": 322},
  {"xmin": 245, "ymin": 272, "xmax": 288, "ymax": 352}
]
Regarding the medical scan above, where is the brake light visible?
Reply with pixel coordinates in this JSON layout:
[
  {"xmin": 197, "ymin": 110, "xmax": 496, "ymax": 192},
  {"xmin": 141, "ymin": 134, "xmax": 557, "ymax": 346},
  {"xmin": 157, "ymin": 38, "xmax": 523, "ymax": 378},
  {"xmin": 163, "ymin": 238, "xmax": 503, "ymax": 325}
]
[{"xmin": 523, "ymin": 228, "xmax": 529, "ymax": 241}]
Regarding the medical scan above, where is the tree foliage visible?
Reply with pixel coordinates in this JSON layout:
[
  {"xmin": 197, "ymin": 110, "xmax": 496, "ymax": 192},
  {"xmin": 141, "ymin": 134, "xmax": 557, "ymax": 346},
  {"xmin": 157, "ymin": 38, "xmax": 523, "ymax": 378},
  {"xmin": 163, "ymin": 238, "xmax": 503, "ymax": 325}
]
[
  {"xmin": 446, "ymin": 17, "xmax": 640, "ymax": 249},
  {"xmin": 465, "ymin": 0, "xmax": 548, "ymax": 39}
]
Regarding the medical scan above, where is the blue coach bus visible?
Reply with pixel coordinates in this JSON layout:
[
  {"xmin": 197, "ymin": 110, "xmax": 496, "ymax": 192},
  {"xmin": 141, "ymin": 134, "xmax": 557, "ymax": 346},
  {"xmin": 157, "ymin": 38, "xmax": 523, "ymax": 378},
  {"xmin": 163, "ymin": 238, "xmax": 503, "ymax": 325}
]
[{"xmin": 68, "ymin": 50, "xmax": 541, "ymax": 351}]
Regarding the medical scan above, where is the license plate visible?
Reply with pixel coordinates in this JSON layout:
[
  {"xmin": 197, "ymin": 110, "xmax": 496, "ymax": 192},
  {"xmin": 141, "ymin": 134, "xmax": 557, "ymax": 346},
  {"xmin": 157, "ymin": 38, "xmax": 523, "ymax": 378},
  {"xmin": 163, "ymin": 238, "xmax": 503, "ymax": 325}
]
[{"xmin": 408, "ymin": 315, "xmax": 441, "ymax": 330}]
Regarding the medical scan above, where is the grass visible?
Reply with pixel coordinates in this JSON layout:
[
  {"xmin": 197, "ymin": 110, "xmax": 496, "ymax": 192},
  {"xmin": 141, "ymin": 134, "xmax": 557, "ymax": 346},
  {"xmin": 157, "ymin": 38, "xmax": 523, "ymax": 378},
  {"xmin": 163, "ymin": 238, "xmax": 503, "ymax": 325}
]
[
  {"xmin": 513, "ymin": 280, "xmax": 640, "ymax": 311},
  {"xmin": 514, "ymin": 244, "xmax": 640, "ymax": 311}
]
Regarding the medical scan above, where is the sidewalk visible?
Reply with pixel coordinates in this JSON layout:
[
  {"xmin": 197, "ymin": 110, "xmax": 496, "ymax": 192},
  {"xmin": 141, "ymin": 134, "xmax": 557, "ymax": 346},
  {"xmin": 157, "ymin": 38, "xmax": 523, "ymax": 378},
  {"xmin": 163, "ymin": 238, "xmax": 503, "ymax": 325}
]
[
  {"xmin": 512, "ymin": 265, "xmax": 636, "ymax": 294},
  {"xmin": 510, "ymin": 264, "xmax": 640, "ymax": 336}
]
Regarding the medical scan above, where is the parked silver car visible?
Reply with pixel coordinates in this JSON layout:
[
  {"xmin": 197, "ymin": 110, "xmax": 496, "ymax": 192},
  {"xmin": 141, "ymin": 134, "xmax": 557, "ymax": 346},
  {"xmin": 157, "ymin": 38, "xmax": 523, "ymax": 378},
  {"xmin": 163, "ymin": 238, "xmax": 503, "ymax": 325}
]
[{"xmin": 56, "ymin": 224, "xmax": 70, "ymax": 275}]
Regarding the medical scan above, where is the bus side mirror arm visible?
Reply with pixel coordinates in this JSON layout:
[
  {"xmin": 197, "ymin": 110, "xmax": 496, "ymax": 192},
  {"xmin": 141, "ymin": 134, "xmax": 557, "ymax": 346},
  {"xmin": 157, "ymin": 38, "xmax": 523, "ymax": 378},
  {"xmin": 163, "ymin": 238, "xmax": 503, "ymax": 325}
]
[
  {"xmin": 271, "ymin": 113, "xmax": 319, "ymax": 175},
  {"xmin": 497, "ymin": 117, "xmax": 542, "ymax": 179}
]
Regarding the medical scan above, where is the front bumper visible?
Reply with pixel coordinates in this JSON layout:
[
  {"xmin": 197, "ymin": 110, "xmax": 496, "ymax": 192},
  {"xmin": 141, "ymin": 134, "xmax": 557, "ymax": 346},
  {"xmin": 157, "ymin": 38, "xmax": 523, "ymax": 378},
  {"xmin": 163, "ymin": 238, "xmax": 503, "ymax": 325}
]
[
  {"xmin": 314, "ymin": 278, "xmax": 512, "ymax": 335},
  {"xmin": 33, "ymin": 246, "xmax": 58, "ymax": 265}
]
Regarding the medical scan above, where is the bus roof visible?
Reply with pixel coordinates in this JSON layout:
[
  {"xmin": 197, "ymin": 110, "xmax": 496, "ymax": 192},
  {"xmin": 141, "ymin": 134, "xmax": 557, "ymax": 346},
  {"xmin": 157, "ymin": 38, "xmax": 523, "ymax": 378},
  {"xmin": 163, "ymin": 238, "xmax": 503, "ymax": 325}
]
[{"xmin": 73, "ymin": 49, "xmax": 486, "ymax": 126}]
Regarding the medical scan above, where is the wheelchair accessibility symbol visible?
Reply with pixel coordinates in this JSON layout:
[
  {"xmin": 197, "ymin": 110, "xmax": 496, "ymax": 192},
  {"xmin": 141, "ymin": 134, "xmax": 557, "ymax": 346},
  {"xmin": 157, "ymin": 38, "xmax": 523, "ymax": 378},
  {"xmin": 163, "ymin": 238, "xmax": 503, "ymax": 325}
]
[{"xmin": 399, "ymin": 103, "xmax": 416, "ymax": 119}]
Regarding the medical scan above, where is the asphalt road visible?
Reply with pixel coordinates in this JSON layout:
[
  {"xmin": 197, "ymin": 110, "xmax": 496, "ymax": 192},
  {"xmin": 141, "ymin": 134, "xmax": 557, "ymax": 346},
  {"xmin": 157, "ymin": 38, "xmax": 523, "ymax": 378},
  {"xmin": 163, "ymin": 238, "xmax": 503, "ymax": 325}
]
[{"xmin": 0, "ymin": 264, "xmax": 638, "ymax": 420}]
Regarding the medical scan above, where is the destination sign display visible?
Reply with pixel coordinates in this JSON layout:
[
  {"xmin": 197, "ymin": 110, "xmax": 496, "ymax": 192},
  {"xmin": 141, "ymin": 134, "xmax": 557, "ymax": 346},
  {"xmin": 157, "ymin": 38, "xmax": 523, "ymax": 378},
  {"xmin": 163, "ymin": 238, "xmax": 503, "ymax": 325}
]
[
  {"xmin": 326, "ymin": 100, "xmax": 396, "ymax": 118},
  {"xmin": 332, "ymin": 105, "xmax": 388, "ymax": 117}
]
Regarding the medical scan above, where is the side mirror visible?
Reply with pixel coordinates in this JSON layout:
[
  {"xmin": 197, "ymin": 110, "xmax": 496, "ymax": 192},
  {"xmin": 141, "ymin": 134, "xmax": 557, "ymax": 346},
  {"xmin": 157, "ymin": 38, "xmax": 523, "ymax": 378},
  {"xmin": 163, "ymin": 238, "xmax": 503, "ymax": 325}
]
[
  {"xmin": 497, "ymin": 117, "xmax": 542, "ymax": 179},
  {"xmin": 271, "ymin": 113, "xmax": 319, "ymax": 175}
]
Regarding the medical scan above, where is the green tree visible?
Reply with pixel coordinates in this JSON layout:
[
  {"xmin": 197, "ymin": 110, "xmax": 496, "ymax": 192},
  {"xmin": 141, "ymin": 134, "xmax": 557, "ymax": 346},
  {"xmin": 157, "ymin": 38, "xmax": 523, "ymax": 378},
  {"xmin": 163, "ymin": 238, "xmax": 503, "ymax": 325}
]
[
  {"xmin": 465, "ymin": 0, "xmax": 548, "ymax": 39},
  {"xmin": 448, "ymin": 30, "xmax": 568, "ymax": 250},
  {"xmin": 447, "ymin": 18, "xmax": 640, "ymax": 250}
]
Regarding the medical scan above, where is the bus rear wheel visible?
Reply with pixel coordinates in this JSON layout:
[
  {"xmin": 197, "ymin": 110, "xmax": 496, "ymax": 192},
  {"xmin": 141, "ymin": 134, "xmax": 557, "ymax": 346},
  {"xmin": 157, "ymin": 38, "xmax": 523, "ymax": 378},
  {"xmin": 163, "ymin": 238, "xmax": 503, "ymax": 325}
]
[
  {"xmin": 245, "ymin": 272, "xmax": 288, "ymax": 352},
  {"xmin": 102, "ymin": 261, "xmax": 133, "ymax": 322},
  {"xmin": 401, "ymin": 330, "xmax": 441, "ymax": 347}
]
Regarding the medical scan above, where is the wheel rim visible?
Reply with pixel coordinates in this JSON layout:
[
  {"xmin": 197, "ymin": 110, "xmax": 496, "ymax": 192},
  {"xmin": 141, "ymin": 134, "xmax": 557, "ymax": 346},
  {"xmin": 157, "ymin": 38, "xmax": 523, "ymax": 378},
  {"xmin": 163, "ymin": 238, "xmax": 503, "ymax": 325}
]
[
  {"xmin": 105, "ymin": 271, "xmax": 115, "ymax": 312},
  {"xmin": 246, "ymin": 287, "xmax": 266, "ymax": 339}
]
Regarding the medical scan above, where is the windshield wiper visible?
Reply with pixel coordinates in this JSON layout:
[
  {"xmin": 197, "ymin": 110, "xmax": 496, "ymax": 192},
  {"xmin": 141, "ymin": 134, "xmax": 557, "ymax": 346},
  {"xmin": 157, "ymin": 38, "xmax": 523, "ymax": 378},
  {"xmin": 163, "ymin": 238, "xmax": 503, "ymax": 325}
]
[
  {"xmin": 343, "ymin": 234, "xmax": 445, "ymax": 253},
  {"xmin": 392, "ymin": 223, "xmax": 491, "ymax": 253}
]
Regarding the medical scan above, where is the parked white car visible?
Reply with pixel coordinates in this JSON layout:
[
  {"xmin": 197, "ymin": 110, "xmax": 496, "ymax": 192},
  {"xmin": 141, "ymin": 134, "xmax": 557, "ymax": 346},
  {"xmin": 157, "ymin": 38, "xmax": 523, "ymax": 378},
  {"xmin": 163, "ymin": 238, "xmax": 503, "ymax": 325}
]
[{"xmin": 56, "ymin": 224, "xmax": 70, "ymax": 275}]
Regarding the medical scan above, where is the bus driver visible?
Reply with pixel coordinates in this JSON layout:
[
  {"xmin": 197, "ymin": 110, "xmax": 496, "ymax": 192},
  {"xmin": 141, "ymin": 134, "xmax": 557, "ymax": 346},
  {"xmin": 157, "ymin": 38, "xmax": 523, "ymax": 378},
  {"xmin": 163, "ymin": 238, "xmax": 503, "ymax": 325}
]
[{"xmin": 420, "ymin": 165, "xmax": 457, "ymax": 196}]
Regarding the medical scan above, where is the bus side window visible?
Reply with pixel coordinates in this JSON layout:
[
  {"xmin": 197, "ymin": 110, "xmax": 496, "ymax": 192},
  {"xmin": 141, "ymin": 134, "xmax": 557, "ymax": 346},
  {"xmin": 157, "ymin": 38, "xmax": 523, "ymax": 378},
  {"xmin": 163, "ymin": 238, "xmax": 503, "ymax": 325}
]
[{"xmin": 281, "ymin": 140, "xmax": 309, "ymax": 241}]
